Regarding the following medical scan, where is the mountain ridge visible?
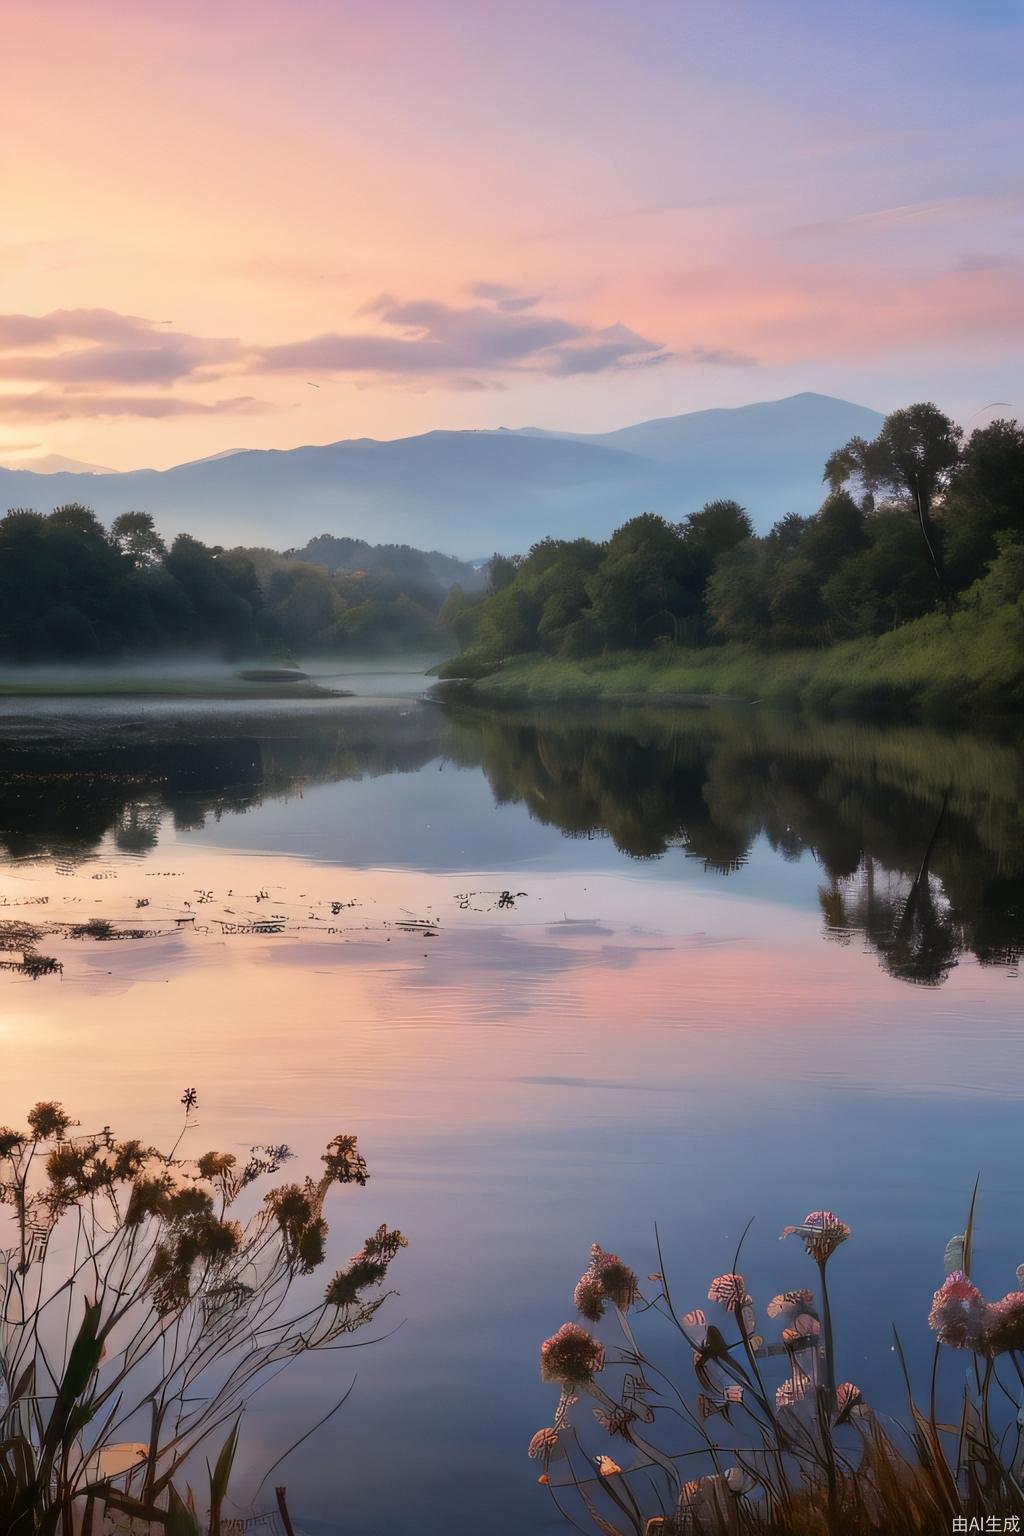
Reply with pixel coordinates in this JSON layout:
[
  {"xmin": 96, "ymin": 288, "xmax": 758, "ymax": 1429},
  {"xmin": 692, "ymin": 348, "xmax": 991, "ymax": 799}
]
[{"xmin": 0, "ymin": 393, "xmax": 885, "ymax": 557}]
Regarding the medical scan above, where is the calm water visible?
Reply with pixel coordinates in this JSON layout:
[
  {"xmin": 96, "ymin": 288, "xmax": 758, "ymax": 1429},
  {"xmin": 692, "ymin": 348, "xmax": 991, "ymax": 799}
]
[{"xmin": 1, "ymin": 678, "xmax": 1022, "ymax": 1534}]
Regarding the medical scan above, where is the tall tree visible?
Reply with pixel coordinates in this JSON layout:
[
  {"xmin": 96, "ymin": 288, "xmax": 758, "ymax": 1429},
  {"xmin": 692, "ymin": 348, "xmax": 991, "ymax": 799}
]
[{"xmin": 824, "ymin": 403, "xmax": 963, "ymax": 600}]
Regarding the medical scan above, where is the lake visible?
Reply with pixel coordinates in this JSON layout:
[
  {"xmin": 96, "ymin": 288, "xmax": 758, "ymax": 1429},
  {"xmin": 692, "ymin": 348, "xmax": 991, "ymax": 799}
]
[{"xmin": 1, "ymin": 674, "xmax": 1022, "ymax": 1535}]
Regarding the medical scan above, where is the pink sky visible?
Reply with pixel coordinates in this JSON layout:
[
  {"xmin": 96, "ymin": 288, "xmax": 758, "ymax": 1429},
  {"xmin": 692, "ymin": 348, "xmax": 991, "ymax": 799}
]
[{"xmin": 2, "ymin": 0, "xmax": 1022, "ymax": 468}]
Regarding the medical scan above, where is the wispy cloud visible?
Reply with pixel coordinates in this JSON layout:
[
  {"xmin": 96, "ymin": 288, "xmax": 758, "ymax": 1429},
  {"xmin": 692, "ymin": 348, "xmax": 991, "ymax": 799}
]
[
  {"xmin": 0, "ymin": 293, "xmax": 676, "ymax": 416},
  {"xmin": 258, "ymin": 292, "xmax": 669, "ymax": 380},
  {"xmin": 0, "ymin": 393, "xmax": 265, "ymax": 421},
  {"xmin": 783, "ymin": 194, "xmax": 1021, "ymax": 240}
]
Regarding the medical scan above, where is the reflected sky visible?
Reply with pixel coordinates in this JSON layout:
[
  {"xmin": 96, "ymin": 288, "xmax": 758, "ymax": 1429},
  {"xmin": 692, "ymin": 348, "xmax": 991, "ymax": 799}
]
[{"xmin": 1, "ymin": 698, "xmax": 1022, "ymax": 1534}]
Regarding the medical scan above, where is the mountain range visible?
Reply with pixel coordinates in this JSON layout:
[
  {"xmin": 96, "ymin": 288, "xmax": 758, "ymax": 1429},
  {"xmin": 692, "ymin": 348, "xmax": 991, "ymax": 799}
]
[{"xmin": 0, "ymin": 392, "xmax": 884, "ymax": 558}]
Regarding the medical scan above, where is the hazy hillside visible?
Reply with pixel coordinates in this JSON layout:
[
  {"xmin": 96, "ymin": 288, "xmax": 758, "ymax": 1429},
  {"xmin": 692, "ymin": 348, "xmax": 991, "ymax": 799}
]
[{"xmin": 0, "ymin": 393, "xmax": 884, "ymax": 558}]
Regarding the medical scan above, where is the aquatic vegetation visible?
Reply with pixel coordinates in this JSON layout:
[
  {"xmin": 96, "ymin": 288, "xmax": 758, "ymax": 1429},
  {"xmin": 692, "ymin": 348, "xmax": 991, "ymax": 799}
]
[
  {"xmin": 0, "ymin": 1092, "xmax": 405, "ymax": 1533},
  {"xmin": 533, "ymin": 1193, "xmax": 1024, "ymax": 1534}
]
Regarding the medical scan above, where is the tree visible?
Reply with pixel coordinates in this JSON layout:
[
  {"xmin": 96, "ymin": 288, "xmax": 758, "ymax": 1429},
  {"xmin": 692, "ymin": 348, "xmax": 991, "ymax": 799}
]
[
  {"xmin": 682, "ymin": 499, "xmax": 754, "ymax": 569},
  {"xmin": 941, "ymin": 418, "xmax": 1024, "ymax": 588},
  {"xmin": 586, "ymin": 515, "xmax": 696, "ymax": 647},
  {"xmin": 110, "ymin": 510, "xmax": 166, "ymax": 567},
  {"xmin": 488, "ymin": 551, "xmax": 522, "ymax": 594},
  {"xmin": 824, "ymin": 404, "xmax": 963, "ymax": 600},
  {"xmin": 705, "ymin": 540, "xmax": 772, "ymax": 646}
]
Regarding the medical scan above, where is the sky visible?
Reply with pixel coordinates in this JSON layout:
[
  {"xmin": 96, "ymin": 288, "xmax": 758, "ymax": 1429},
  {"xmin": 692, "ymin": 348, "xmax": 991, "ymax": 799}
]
[{"xmin": 1, "ymin": 0, "xmax": 1022, "ymax": 470}]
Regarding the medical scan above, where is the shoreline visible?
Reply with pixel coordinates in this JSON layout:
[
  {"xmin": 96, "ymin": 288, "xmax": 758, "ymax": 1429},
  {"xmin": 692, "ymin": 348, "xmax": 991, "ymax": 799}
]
[{"xmin": 433, "ymin": 602, "xmax": 1024, "ymax": 722}]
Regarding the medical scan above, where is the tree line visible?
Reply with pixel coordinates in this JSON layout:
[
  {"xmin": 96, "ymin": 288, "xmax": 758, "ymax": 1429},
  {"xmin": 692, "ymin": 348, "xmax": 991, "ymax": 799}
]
[
  {"xmin": 444, "ymin": 403, "xmax": 1024, "ymax": 659},
  {"xmin": 0, "ymin": 507, "xmax": 481, "ymax": 660}
]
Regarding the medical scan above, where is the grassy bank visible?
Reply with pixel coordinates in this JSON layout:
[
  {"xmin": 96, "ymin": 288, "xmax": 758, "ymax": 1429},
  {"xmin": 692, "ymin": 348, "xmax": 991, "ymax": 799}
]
[{"xmin": 440, "ymin": 600, "xmax": 1024, "ymax": 718}]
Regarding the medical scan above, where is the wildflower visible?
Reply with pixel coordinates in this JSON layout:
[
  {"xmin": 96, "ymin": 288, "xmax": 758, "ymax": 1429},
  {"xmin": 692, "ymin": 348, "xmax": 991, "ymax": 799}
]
[
  {"xmin": 835, "ymin": 1382, "xmax": 864, "ymax": 1423},
  {"xmin": 27, "ymin": 1102, "xmax": 72, "ymax": 1141},
  {"xmin": 322, "ymin": 1134, "xmax": 368, "ymax": 1186},
  {"xmin": 597, "ymin": 1455, "xmax": 622, "ymax": 1477},
  {"xmin": 528, "ymin": 1427, "xmax": 561, "ymax": 1460},
  {"xmin": 707, "ymin": 1273, "xmax": 747, "ymax": 1313},
  {"xmin": 0, "ymin": 1128, "xmax": 25, "ymax": 1158},
  {"xmin": 573, "ymin": 1244, "xmax": 639, "ymax": 1321},
  {"xmin": 198, "ymin": 1151, "xmax": 237, "ymax": 1180},
  {"xmin": 324, "ymin": 1229, "xmax": 405, "ymax": 1307},
  {"xmin": 781, "ymin": 1211, "xmax": 850, "ymax": 1263},
  {"xmin": 928, "ymin": 1270, "xmax": 986, "ymax": 1349},
  {"xmin": 982, "ymin": 1292, "xmax": 1024, "ymax": 1355},
  {"xmin": 540, "ymin": 1323, "xmax": 605, "ymax": 1387},
  {"xmin": 180, "ymin": 1088, "xmax": 198, "ymax": 1111},
  {"xmin": 166, "ymin": 1186, "xmax": 214, "ymax": 1221},
  {"xmin": 591, "ymin": 1246, "xmax": 639, "ymax": 1309},
  {"xmin": 574, "ymin": 1270, "xmax": 607, "ymax": 1322},
  {"xmin": 125, "ymin": 1173, "xmax": 173, "ymax": 1226},
  {"xmin": 767, "ymin": 1288, "xmax": 816, "ymax": 1319}
]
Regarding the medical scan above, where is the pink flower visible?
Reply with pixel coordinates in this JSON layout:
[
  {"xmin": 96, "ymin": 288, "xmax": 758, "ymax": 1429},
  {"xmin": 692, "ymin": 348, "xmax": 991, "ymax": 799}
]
[
  {"xmin": 928, "ymin": 1271, "xmax": 986, "ymax": 1349},
  {"xmin": 707, "ymin": 1273, "xmax": 747, "ymax": 1313},
  {"xmin": 540, "ymin": 1323, "xmax": 605, "ymax": 1387},
  {"xmin": 573, "ymin": 1244, "xmax": 639, "ymax": 1321},
  {"xmin": 767, "ymin": 1289, "xmax": 816, "ymax": 1320},
  {"xmin": 781, "ymin": 1211, "xmax": 850, "ymax": 1263},
  {"xmin": 528, "ymin": 1426, "xmax": 561, "ymax": 1460},
  {"xmin": 982, "ymin": 1291, "xmax": 1024, "ymax": 1356},
  {"xmin": 834, "ymin": 1382, "xmax": 864, "ymax": 1423},
  {"xmin": 591, "ymin": 1244, "xmax": 640, "ymax": 1309},
  {"xmin": 573, "ymin": 1271, "xmax": 607, "ymax": 1323}
]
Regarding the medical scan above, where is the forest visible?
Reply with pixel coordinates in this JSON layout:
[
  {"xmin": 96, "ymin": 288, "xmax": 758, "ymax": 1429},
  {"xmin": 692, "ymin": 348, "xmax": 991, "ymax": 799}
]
[
  {"xmin": 0, "ymin": 510, "xmax": 482, "ymax": 660},
  {"xmin": 442, "ymin": 405, "xmax": 1024, "ymax": 666},
  {"xmin": 0, "ymin": 404, "xmax": 1021, "ymax": 682}
]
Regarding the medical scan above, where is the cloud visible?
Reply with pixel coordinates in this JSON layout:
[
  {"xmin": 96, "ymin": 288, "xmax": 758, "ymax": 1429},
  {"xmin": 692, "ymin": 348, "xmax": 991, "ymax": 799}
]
[
  {"xmin": 257, "ymin": 293, "xmax": 667, "ymax": 380},
  {"xmin": 0, "ymin": 309, "xmax": 243, "ymax": 388},
  {"xmin": 0, "ymin": 292, "xmax": 674, "ymax": 417},
  {"xmin": 681, "ymin": 345, "xmax": 757, "ymax": 366},
  {"xmin": 0, "ymin": 393, "xmax": 266, "ymax": 420},
  {"xmin": 783, "ymin": 194, "xmax": 1021, "ymax": 240},
  {"xmin": 466, "ymin": 281, "xmax": 543, "ymax": 312}
]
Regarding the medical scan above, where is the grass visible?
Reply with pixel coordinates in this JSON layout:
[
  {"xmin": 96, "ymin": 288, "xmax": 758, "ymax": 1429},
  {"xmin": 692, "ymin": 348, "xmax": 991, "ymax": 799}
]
[{"xmin": 440, "ymin": 601, "xmax": 1024, "ymax": 720}]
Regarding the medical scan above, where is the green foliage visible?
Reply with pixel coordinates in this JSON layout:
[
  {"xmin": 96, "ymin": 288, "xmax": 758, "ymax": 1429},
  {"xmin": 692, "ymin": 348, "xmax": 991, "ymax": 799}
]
[
  {"xmin": 0, "ymin": 510, "xmax": 474, "ymax": 661},
  {"xmin": 462, "ymin": 589, "xmax": 1024, "ymax": 720},
  {"xmin": 447, "ymin": 402, "xmax": 1023, "ymax": 702}
]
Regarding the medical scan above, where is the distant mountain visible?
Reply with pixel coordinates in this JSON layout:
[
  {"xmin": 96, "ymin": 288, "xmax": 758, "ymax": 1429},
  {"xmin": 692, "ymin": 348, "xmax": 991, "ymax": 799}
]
[
  {"xmin": 0, "ymin": 453, "xmax": 113, "ymax": 474},
  {"xmin": 0, "ymin": 393, "xmax": 884, "ymax": 557}
]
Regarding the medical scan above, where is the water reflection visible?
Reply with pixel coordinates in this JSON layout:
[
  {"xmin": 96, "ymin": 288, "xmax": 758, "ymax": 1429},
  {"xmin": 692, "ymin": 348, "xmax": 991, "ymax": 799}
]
[
  {"xmin": 1, "ymin": 696, "xmax": 1021, "ymax": 1534},
  {"xmin": 2, "ymin": 700, "xmax": 1021, "ymax": 987}
]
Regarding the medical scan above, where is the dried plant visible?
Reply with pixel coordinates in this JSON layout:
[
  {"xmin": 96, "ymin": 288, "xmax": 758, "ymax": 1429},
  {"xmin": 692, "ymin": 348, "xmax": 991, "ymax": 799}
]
[
  {"xmin": 0, "ymin": 1091, "xmax": 405, "ymax": 1534},
  {"xmin": 532, "ymin": 1197, "xmax": 1024, "ymax": 1535}
]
